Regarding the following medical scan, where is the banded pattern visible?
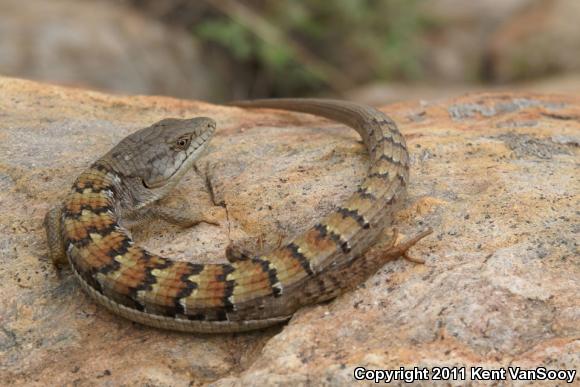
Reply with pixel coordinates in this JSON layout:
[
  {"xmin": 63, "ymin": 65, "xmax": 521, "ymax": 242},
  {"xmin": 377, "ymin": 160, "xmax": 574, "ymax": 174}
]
[{"xmin": 56, "ymin": 99, "xmax": 413, "ymax": 333}]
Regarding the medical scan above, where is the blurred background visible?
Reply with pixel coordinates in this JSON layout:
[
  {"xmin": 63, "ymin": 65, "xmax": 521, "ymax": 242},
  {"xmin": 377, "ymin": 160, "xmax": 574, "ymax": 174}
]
[{"xmin": 1, "ymin": 0, "xmax": 578, "ymax": 105}]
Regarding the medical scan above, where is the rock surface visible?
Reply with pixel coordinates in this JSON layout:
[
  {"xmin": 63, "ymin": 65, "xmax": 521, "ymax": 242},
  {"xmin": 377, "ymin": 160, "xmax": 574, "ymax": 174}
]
[
  {"xmin": 0, "ymin": 77, "xmax": 578, "ymax": 385},
  {"xmin": 0, "ymin": 0, "xmax": 217, "ymax": 100}
]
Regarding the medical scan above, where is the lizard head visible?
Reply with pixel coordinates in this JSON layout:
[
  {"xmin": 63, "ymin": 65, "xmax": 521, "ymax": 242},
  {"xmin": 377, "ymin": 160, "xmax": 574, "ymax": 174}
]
[{"xmin": 107, "ymin": 117, "xmax": 216, "ymax": 201}]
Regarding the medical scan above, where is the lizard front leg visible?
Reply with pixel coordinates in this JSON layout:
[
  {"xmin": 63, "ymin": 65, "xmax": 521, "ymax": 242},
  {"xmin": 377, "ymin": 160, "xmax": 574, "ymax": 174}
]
[
  {"xmin": 149, "ymin": 204, "xmax": 220, "ymax": 227},
  {"xmin": 122, "ymin": 203, "xmax": 220, "ymax": 230},
  {"xmin": 44, "ymin": 206, "xmax": 68, "ymax": 267}
]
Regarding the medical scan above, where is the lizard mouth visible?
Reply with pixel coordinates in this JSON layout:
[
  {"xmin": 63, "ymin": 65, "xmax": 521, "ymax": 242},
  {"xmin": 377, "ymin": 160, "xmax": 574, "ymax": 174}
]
[
  {"xmin": 141, "ymin": 137, "xmax": 210, "ymax": 190},
  {"xmin": 141, "ymin": 158, "xmax": 188, "ymax": 189}
]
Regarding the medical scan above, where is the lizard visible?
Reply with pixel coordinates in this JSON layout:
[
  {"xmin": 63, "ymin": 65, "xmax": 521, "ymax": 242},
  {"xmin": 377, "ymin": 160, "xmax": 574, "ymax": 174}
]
[{"xmin": 44, "ymin": 98, "xmax": 431, "ymax": 333}]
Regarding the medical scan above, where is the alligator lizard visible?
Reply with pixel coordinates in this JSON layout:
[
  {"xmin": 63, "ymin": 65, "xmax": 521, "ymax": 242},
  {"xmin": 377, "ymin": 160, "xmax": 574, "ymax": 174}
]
[{"xmin": 45, "ymin": 98, "xmax": 430, "ymax": 333}]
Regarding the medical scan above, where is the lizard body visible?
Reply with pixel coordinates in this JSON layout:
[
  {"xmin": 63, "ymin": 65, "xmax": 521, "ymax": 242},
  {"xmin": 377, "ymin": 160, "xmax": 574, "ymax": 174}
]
[{"xmin": 45, "ymin": 99, "xmax": 427, "ymax": 333}]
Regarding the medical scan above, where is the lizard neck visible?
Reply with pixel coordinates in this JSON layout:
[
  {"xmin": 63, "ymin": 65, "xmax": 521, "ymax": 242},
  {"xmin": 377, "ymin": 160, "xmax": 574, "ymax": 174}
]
[{"xmin": 91, "ymin": 159, "xmax": 169, "ymax": 213}]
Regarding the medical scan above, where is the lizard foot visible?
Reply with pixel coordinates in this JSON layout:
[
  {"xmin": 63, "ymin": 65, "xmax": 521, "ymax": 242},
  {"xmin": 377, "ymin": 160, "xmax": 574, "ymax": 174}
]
[{"xmin": 387, "ymin": 227, "xmax": 433, "ymax": 264}]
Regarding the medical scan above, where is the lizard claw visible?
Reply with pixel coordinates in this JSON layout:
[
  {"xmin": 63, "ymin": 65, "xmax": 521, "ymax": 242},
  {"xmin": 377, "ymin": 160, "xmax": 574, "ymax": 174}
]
[{"xmin": 402, "ymin": 251, "xmax": 426, "ymax": 264}]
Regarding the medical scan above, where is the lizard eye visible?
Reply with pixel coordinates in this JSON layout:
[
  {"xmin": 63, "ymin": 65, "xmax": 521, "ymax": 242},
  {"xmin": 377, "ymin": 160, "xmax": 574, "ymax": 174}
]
[{"xmin": 176, "ymin": 137, "xmax": 190, "ymax": 148}]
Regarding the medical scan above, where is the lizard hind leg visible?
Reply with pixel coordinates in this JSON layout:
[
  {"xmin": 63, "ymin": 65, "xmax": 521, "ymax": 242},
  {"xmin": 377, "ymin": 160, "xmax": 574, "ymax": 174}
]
[
  {"xmin": 44, "ymin": 206, "xmax": 69, "ymax": 267},
  {"xmin": 225, "ymin": 234, "xmax": 284, "ymax": 263},
  {"xmin": 225, "ymin": 236, "xmax": 265, "ymax": 263},
  {"xmin": 387, "ymin": 227, "xmax": 433, "ymax": 264},
  {"xmin": 225, "ymin": 244, "xmax": 253, "ymax": 263}
]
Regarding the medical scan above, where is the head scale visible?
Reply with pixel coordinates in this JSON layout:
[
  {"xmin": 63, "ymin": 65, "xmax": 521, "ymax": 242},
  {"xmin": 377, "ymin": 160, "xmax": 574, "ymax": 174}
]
[{"xmin": 107, "ymin": 117, "xmax": 216, "ymax": 202}]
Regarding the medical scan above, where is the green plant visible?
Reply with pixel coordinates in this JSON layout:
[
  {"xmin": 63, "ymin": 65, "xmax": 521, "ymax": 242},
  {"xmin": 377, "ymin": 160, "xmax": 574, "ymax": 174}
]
[{"xmin": 194, "ymin": 0, "xmax": 426, "ymax": 97}]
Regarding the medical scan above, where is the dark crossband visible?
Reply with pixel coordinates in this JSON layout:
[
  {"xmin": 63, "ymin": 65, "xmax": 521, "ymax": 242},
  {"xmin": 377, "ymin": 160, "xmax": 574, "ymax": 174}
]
[
  {"xmin": 313, "ymin": 223, "xmax": 351, "ymax": 253},
  {"xmin": 218, "ymin": 265, "xmax": 237, "ymax": 312},
  {"xmin": 103, "ymin": 234, "xmax": 133, "ymax": 259},
  {"xmin": 63, "ymin": 204, "xmax": 114, "ymax": 218},
  {"xmin": 251, "ymin": 257, "xmax": 283, "ymax": 297},
  {"xmin": 73, "ymin": 180, "xmax": 116, "ymax": 195},
  {"xmin": 357, "ymin": 186, "xmax": 377, "ymax": 201},
  {"xmin": 396, "ymin": 173, "xmax": 407, "ymax": 186},
  {"xmin": 379, "ymin": 153, "xmax": 404, "ymax": 166},
  {"xmin": 371, "ymin": 136, "xmax": 406, "ymax": 155},
  {"xmin": 286, "ymin": 243, "xmax": 315, "ymax": 275},
  {"xmin": 368, "ymin": 171, "xmax": 390, "ymax": 180},
  {"xmin": 131, "ymin": 253, "xmax": 173, "ymax": 289},
  {"xmin": 175, "ymin": 262, "xmax": 204, "ymax": 304},
  {"xmin": 381, "ymin": 136, "xmax": 406, "ymax": 148},
  {"xmin": 185, "ymin": 313, "xmax": 206, "ymax": 321},
  {"xmin": 336, "ymin": 207, "xmax": 370, "ymax": 229},
  {"xmin": 172, "ymin": 263, "xmax": 205, "ymax": 314},
  {"xmin": 63, "ymin": 223, "xmax": 120, "ymax": 247},
  {"xmin": 91, "ymin": 163, "xmax": 115, "ymax": 174},
  {"xmin": 371, "ymin": 117, "xmax": 396, "ymax": 128}
]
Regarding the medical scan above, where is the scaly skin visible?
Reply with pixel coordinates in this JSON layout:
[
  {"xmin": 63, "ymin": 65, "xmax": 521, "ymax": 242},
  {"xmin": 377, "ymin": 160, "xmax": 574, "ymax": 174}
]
[{"xmin": 45, "ymin": 99, "xmax": 429, "ymax": 333}]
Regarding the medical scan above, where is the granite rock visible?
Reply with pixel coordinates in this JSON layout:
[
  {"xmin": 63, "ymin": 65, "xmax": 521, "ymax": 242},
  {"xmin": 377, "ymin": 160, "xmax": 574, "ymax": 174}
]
[{"xmin": 0, "ymin": 77, "xmax": 578, "ymax": 385}]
